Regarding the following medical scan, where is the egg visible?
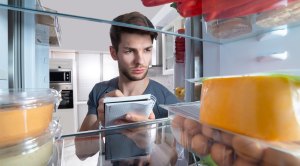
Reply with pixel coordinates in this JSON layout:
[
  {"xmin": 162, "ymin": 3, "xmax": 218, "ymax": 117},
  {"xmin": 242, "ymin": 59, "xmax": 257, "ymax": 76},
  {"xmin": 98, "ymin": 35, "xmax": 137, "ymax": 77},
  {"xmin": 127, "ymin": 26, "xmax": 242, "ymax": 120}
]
[
  {"xmin": 233, "ymin": 157, "xmax": 257, "ymax": 166},
  {"xmin": 191, "ymin": 134, "xmax": 211, "ymax": 156},
  {"xmin": 210, "ymin": 143, "xmax": 234, "ymax": 166},
  {"xmin": 202, "ymin": 125, "xmax": 215, "ymax": 138},
  {"xmin": 220, "ymin": 132, "xmax": 233, "ymax": 146},
  {"xmin": 232, "ymin": 135, "xmax": 265, "ymax": 163},
  {"xmin": 202, "ymin": 125, "xmax": 221, "ymax": 142},
  {"xmin": 171, "ymin": 115, "xmax": 185, "ymax": 129},
  {"xmin": 260, "ymin": 148, "xmax": 300, "ymax": 166},
  {"xmin": 183, "ymin": 118, "xmax": 202, "ymax": 136}
]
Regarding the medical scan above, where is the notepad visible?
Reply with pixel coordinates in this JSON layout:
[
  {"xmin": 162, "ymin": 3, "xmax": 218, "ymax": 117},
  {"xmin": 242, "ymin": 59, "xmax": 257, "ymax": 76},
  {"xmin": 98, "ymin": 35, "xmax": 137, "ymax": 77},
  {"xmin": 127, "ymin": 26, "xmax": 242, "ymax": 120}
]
[{"xmin": 103, "ymin": 94, "xmax": 156, "ymax": 127}]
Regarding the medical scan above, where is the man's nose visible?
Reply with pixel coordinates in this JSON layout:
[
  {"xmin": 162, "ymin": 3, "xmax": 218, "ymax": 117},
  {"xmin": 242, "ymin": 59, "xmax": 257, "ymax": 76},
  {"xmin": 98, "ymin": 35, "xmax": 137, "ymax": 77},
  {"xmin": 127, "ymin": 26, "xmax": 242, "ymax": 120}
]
[{"xmin": 134, "ymin": 51, "xmax": 144, "ymax": 64}]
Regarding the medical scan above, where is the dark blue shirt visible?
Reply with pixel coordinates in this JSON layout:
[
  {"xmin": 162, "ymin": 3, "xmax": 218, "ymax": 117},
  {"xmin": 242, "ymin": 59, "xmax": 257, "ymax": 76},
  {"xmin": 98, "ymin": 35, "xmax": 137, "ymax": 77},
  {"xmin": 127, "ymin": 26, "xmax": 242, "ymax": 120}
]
[{"xmin": 87, "ymin": 77, "xmax": 179, "ymax": 118}]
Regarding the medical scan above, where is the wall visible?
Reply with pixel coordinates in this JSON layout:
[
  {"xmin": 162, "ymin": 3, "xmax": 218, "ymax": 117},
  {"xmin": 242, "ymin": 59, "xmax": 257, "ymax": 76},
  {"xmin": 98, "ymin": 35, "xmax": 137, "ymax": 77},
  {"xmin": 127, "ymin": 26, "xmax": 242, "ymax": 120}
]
[
  {"xmin": 42, "ymin": 0, "xmax": 163, "ymax": 52},
  {"xmin": 203, "ymin": 26, "xmax": 300, "ymax": 76}
]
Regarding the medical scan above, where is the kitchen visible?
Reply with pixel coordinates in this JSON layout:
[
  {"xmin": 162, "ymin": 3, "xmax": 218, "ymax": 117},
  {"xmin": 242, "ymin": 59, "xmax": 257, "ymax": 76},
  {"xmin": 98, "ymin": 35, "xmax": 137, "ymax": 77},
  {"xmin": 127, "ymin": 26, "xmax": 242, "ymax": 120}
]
[{"xmin": 1, "ymin": 0, "xmax": 300, "ymax": 165}]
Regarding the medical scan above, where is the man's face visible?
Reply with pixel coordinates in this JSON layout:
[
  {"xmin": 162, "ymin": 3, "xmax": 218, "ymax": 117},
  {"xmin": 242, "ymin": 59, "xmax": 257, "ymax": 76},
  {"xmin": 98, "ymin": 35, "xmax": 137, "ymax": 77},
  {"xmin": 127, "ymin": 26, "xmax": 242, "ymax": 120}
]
[{"xmin": 112, "ymin": 33, "xmax": 153, "ymax": 81}]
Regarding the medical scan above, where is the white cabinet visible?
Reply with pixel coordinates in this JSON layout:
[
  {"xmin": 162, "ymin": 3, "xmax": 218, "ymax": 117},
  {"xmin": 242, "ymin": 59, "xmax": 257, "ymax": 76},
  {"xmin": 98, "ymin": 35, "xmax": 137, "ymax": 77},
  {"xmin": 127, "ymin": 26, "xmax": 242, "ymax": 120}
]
[
  {"xmin": 54, "ymin": 109, "xmax": 77, "ymax": 135},
  {"xmin": 102, "ymin": 53, "xmax": 119, "ymax": 81},
  {"xmin": 75, "ymin": 51, "xmax": 119, "ymax": 128},
  {"xmin": 77, "ymin": 103, "xmax": 88, "ymax": 130},
  {"xmin": 76, "ymin": 52, "xmax": 101, "ymax": 101}
]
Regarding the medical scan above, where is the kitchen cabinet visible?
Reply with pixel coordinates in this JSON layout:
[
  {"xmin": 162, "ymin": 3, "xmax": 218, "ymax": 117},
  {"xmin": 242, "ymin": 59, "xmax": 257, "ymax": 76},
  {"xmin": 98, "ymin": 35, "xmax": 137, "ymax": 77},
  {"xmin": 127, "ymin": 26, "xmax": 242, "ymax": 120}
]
[
  {"xmin": 1, "ymin": 0, "xmax": 300, "ymax": 165},
  {"xmin": 76, "ymin": 51, "xmax": 102, "ymax": 101}
]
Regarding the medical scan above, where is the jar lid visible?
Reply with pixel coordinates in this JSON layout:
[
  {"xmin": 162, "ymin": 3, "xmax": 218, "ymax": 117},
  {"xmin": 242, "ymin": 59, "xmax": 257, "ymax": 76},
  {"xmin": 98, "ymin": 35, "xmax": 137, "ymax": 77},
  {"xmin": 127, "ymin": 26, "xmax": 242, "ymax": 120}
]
[
  {"xmin": 0, "ymin": 89, "xmax": 60, "ymax": 109},
  {"xmin": 178, "ymin": 28, "xmax": 185, "ymax": 34}
]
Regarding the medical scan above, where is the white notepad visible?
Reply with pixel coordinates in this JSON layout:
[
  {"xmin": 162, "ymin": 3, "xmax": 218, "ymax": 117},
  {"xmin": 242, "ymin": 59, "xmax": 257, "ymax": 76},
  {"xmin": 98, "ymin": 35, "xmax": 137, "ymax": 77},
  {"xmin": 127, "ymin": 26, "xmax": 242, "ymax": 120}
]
[{"xmin": 103, "ymin": 94, "xmax": 156, "ymax": 127}]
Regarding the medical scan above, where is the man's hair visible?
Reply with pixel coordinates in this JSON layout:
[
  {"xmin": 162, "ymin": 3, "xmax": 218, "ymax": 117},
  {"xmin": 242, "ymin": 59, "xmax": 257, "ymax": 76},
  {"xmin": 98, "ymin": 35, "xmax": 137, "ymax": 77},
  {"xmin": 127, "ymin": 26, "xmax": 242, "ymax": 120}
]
[{"xmin": 110, "ymin": 12, "xmax": 158, "ymax": 52}]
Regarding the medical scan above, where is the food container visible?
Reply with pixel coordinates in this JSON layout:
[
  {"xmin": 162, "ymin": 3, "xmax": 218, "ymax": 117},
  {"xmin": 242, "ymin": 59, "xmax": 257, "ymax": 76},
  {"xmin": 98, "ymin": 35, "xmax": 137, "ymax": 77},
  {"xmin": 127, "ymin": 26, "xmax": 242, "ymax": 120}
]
[
  {"xmin": 256, "ymin": 0, "xmax": 300, "ymax": 28},
  {"xmin": 163, "ymin": 71, "xmax": 300, "ymax": 165},
  {"xmin": 207, "ymin": 16, "xmax": 252, "ymax": 39},
  {"xmin": 0, "ymin": 89, "xmax": 60, "ymax": 148},
  {"xmin": 200, "ymin": 74, "xmax": 300, "ymax": 141},
  {"xmin": 0, "ymin": 120, "xmax": 61, "ymax": 166},
  {"xmin": 170, "ymin": 114, "xmax": 300, "ymax": 166}
]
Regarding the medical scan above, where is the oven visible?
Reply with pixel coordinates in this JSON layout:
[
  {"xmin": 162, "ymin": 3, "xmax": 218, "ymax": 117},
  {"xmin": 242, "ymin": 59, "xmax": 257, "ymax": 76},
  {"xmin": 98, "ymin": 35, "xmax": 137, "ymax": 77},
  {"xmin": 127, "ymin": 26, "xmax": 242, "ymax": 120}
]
[{"xmin": 50, "ymin": 83, "xmax": 74, "ymax": 109}]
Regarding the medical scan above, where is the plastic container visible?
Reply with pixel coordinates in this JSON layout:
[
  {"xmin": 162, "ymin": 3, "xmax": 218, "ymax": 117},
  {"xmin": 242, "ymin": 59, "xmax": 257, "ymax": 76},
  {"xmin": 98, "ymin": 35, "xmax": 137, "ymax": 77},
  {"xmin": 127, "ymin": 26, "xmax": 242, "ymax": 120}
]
[
  {"xmin": 200, "ymin": 74, "xmax": 300, "ymax": 141},
  {"xmin": 0, "ymin": 89, "xmax": 60, "ymax": 148},
  {"xmin": 0, "ymin": 120, "xmax": 61, "ymax": 166},
  {"xmin": 170, "ymin": 114, "xmax": 300, "ymax": 166},
  {"xmin": 207, "ymin": 17, "xmax": 252, "ymax": 39},
  {"xmin": 204, "ymin": 0, "xmax": 295, "ymax": 21},
  {"xmin": 256, "ymin": 0, "xmax": 300, "ymax": 28}
]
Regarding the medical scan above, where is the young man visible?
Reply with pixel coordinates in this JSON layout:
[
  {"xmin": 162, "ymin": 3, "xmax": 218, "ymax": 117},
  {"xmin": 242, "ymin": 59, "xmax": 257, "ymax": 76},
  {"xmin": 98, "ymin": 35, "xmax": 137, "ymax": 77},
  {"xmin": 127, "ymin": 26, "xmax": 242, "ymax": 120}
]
[{"xmin": 79, "ymin": 11, "xmax": 178, "ymax": 131}]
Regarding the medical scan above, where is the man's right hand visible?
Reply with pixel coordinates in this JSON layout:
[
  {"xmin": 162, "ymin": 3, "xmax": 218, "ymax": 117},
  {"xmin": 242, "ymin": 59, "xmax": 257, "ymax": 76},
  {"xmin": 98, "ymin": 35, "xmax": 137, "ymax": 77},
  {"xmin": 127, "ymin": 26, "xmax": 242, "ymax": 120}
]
[{"xmin": 97, "ymin": 89, "xmax": 124, "ymax": 125}]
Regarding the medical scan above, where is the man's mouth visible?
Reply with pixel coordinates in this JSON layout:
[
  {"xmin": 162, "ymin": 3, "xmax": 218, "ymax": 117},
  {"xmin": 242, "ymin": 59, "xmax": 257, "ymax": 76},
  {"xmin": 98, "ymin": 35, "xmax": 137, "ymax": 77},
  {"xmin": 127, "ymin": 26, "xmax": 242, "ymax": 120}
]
[{"xmin": 131, "ymin": 68, "xmax": 145, "ymax": 74}]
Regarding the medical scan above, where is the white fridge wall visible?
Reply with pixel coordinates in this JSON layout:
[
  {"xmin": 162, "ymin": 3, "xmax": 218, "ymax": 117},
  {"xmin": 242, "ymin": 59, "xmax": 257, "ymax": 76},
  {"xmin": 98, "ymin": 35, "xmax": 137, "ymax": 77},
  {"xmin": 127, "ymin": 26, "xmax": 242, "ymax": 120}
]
[
  {"xmin": 203, "ymin": 42, "xmax": 220, "ymax": 77},
  {"xmin": 203, "ymin": 26, "xmax": 300, "ymax": 76},
  {"xmin": 0, "ymin": 1, "xmax": 8, "ymax": 88}
]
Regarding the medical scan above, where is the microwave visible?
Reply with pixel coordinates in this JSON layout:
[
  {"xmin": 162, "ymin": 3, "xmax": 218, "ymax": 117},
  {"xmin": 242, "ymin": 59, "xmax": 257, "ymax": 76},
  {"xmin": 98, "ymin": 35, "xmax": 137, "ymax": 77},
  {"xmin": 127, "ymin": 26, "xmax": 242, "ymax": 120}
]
[{"xmin": 49, "ymin": 69, "xmax": 72, "ymax": 83}]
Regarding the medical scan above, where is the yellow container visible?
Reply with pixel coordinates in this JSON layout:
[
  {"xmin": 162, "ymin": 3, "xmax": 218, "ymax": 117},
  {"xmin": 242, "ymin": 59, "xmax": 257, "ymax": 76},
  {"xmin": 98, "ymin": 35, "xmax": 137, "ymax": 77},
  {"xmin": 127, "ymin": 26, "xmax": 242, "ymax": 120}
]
[
  {"xmin": 200, "ymin": 74, "xmax": 300, "ymax": 141},
  {"xmin": 0, "ymin": 121, "xmax": 60, "ymax": 166},
  {"xmin": 0, "ymin": 89, "xmax": 59, "ymax": 148}
]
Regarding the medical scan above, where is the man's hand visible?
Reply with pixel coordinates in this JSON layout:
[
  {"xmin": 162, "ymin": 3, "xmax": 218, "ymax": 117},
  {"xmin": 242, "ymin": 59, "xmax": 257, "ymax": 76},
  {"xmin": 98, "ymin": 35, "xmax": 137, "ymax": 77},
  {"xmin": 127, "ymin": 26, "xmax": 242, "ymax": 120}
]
[
  {"xmin": 97, "ymin": 90, "xmax": 124, "ymax": 125},
  {"xmin": 98, "ymin": 90, "xmax": 155, "ymax": 125},
  {"xmin": 124, "ymin": 111, "xmax": 156, "ymax": 122}
]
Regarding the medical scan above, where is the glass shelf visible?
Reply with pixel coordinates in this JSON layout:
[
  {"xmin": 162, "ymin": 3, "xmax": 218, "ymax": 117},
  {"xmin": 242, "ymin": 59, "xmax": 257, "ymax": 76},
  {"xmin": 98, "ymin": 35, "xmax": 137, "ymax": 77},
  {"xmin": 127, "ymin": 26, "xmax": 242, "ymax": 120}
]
[
  {"xmin": 58, "ymin": 118, "xmax": 188, "ymax": 166},
  {"xmin": 203, "ymin": 14, "xmax": 300, "ymax": 44},
  {"xmin": 0, "ymin": 2, "xmax": 217, "ymax": 44},
  {"xmin": 1, "ymin": 1, "xmax": 300, "ymax": 45}
]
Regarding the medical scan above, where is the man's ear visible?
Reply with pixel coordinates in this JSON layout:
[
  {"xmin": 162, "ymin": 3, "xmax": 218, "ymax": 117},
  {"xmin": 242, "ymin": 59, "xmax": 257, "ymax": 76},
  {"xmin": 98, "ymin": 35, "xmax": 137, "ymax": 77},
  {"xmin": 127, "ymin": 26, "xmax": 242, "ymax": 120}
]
[{"xmin": 109, "ymin": 46, "xmax": 118, "ymax": 60}]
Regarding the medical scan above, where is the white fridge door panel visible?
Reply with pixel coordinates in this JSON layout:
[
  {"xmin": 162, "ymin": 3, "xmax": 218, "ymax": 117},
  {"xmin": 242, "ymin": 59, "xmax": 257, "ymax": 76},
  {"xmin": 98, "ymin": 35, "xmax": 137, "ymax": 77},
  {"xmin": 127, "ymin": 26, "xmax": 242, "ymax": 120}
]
[{"xmin": 217, "ymin": 27, "xmax": 300, "ymax": 76}]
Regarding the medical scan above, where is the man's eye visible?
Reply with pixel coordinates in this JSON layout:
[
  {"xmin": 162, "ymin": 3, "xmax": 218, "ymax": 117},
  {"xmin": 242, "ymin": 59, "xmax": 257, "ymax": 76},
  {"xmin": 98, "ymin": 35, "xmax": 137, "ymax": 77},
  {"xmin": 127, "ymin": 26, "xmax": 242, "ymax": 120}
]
[
  {"xmin": 145, "ymin": 48, "xmax": 152, "ymax": 52},
  {"xmin": 124, "ymin": 50, "xmax": 133, "ymax": 54}
]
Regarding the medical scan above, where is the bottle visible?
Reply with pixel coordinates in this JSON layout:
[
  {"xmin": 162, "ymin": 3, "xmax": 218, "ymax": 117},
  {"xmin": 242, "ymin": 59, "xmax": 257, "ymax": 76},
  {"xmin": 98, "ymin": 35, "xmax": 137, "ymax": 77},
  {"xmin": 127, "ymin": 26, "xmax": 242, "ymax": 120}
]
[
  {"xmin": 174, "ymin": 28, "xmax": 185, "ymax": 100},
  {"xmin": 175, "ymin": 28, "xmax": 185, "ymax": 63}
]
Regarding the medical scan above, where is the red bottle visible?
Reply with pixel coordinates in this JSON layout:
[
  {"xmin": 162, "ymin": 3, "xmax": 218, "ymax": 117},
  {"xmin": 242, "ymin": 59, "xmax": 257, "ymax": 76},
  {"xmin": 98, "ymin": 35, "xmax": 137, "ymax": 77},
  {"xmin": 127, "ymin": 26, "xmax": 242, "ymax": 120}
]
[{"xmin": 175, "ymin": 28, "xmax": 185, "ymax": 63}]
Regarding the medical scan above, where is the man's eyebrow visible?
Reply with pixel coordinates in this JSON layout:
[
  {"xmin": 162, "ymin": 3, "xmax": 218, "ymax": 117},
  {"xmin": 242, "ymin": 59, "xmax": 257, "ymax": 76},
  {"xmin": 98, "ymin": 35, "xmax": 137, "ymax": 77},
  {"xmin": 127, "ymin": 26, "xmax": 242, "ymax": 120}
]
[
  {"xmin": 123, "ymin": 46, "xmax": 153, "ymax": 50},
  {"xmin": 145, "ymin": 46, "xmax": 153, "ymax": 49},
  {"xmin": 123, "ymin": 47, "xmax": 136, "ymax": 50}
]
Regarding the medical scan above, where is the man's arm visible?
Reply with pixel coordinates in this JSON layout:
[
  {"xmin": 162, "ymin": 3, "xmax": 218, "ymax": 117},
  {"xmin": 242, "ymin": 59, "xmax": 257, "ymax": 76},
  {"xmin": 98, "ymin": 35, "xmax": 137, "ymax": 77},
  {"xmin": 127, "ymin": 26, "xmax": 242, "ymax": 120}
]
[{"xmin": 79, "ymin": 114, "xmax": 100, "ymax": 131}]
